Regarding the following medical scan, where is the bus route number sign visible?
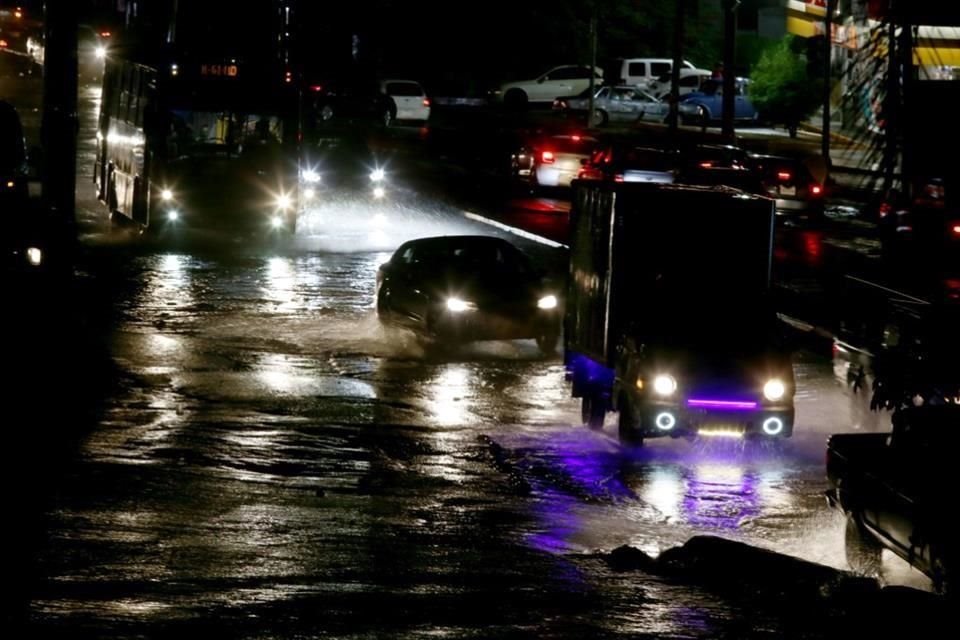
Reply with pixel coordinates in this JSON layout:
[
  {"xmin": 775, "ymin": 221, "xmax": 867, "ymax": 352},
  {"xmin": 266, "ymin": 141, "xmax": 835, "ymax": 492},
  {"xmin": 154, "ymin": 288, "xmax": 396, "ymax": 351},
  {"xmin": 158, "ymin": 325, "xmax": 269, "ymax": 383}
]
[{"xmin": 200, "ymin": 64, "xmax": 239, "ymax": 78}]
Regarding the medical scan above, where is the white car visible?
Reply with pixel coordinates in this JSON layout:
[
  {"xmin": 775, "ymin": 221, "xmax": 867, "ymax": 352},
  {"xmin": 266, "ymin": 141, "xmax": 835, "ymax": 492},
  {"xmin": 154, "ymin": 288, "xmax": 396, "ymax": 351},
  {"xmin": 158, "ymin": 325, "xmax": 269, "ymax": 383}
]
[
  {"xmin": 529, "ymin": 133, "xmax": 599, "ymax": 189},
  {"xmin": 380, "ymin": 79, "xmax": 430, "ymax": 125},
  {"xmin": 495, "ymin": 65, "xmax": 604, "ymax": 107}
]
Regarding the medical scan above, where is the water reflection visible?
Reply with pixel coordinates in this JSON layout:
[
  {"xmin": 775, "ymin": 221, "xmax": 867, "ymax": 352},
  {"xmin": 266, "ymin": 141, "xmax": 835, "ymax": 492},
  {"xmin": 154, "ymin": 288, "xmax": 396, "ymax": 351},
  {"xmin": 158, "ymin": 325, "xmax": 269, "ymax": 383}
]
[
  {"xmin": 525, "ymin": 438, "xmax": 796, "ymax": 556},
  {"xmin": 425, "ymin": 364, "xmax": 474, "ymax": 426}
]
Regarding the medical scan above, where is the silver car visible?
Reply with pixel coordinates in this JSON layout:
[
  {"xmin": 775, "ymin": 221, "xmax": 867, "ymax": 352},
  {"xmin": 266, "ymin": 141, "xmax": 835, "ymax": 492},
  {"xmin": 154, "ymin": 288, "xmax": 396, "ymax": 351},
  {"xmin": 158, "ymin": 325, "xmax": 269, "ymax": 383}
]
[{"xmin": 554, "ymin": 85, "xmax": 669, "ymax": 126}]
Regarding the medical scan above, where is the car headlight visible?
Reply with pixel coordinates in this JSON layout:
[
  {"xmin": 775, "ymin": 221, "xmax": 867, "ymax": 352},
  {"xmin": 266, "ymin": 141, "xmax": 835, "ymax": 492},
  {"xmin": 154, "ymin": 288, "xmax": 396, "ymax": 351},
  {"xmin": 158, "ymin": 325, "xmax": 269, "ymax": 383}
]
[
  {"xmin": 302, "ymin": 169, "xmax": 321, "ymax": 183},
  {"xmin": 653, "ymin": 374, "xmax": 677, "ymax": 396},
  {"xmin": 275, "ymin": 194, "xmax": 293, "ymax": 210},
  {"xmin": 373, "ymin": 186, "xmax": 385, "ymax": 199},
  {"xmin": 26, "ymin": 247, "xmax": 43, "ymax": 266},
  {"xmin": 160, "ymin": 188, "xmax": 174, "ymax": 201},
  {"xmin": 270, "ymin": 215, "xmax": 285, "ymax": 229},
  {"xmin": 537, "ymin": 294, "xmax": 558, "ymax": 310},
  {"xmin": 763, "ymin": 379, "xmax": 786, "ymax": 401},
  {"xmin": 370, "ymin": 168, "xmax": 385, "ymax": 182},
  {"xmin": 446, "ymin": 298, "xmax": 476, "ymax": 312},
  {"xmin": 167, "ymin": 209, "xmax": 180, "ymax": 221},
  {"xmin": 304, "ymin": 188, "xmax": 316, "ymax": 200}
]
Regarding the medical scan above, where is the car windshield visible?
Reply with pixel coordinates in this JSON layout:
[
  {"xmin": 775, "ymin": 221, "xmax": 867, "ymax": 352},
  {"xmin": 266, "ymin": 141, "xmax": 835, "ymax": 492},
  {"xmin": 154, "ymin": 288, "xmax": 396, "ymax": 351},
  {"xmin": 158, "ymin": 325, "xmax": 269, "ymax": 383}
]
[
  {"xmin": 410, "ymin": 240, "xmax": 533, "ymax": 274},
  {"xmin": 545, "ymin": 135, "xmax": 598, "ymax": 154},
  {"xmin": 385, "ymin": 82, "xmax": 422, "ymax": 96}
]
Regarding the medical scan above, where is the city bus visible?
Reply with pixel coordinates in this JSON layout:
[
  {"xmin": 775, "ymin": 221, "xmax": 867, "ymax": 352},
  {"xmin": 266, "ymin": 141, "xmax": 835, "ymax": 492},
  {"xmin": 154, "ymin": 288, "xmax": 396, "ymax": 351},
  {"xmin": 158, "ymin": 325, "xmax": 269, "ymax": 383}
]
[{"xmin": 94, "ymin": 0, "xmax": 302, "ymax": 235}]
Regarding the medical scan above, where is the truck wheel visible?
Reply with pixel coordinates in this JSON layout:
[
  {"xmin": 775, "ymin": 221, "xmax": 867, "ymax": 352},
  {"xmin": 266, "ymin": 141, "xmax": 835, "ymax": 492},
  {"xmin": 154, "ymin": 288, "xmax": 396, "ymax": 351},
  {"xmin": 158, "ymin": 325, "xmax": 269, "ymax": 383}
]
[
  {"xmin": 617, "ymin": 395, "xmax": 644, "ymax": 446},
  {"xmin": 844, "ymin": 513, "xmax": 882, "ymax": 576},
  {"xmin": 581, "ymin": 394, "xmax": 605, "ymax": 430}
]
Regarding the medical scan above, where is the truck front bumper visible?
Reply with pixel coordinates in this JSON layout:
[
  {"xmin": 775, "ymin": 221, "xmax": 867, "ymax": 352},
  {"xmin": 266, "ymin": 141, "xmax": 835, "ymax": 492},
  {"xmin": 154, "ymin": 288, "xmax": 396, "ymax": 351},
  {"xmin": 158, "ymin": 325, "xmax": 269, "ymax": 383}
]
[{"xmin": 634, "ymin": 400, "xmax": 795, "ymax": 439}]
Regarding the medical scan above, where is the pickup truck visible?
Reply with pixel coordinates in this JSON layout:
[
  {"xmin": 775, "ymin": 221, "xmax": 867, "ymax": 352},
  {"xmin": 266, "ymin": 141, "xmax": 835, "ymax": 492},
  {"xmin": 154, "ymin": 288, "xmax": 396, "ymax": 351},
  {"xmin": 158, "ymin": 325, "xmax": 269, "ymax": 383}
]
[{"xmin": 825, "ymin": 405, "xmax": 958, "ymax": 595}]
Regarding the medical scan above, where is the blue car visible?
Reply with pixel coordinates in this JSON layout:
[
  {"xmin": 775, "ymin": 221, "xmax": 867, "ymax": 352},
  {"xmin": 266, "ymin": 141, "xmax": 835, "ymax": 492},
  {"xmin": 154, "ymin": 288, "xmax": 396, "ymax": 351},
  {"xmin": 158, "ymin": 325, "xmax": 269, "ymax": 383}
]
[{"xmin": 678, "ymin": 78, "xmax": 759, "ymax": 125}]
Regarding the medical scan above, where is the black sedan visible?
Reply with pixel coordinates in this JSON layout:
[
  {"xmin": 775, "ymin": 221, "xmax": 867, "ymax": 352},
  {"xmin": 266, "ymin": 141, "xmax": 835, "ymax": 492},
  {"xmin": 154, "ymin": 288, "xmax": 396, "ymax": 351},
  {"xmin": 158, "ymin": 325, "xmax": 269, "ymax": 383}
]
[{"xmin": 375, "ymin": 236, "xmax": 562, "ymax": 353}]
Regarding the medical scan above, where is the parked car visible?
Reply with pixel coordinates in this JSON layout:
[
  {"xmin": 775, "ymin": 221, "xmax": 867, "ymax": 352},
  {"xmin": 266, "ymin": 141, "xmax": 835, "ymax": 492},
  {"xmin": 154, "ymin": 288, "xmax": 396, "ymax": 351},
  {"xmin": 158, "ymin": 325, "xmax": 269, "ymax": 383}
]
[
  {"xmin": 609, "ymin": 57, "xmax": 696, "ymax": 88},
  {"xmin": 747, "ymin": 154, "xmax": 824, "ymax": 219},
  {"xmin": 679, "ymin": 78, "xmax": 758, "ymax": 125},
  {"xmin": 578, "ymin": 142, "xmax": 679, "ymax": 184},
  {"xmin": 649, "ymin": 68, "xmax": 713, "ymax": 100},
  {"xmin": 2, "ymin": 100, "xmax": 59, "ymax": 278},
  {"xmin": 553, "ymin": 85, "xmax": 669, "ymax": 125},
  {"xmin": 826, "ymin": 405, "xmax": 959, "ymax": 595},
  {"xmin": 494, "ymin": 65, "xmax": 604, "ymax": 107},
  {"xmin": 1, "ymin": 99, "xmax": 28, "ymax": 212},
  {"xmin": 528, "ymin": 133, "xmax": 599, "ymax": 189},
  {"xmin": 375, "ymin": 235, "xmax": 562, "ymax": 353},
  {"xmin": 305, "ymin": 78, "xmax": 392, "ymax": 128},
  {"xmin": 379, "ymin": 79, "xmax": 430, "ymax": 125}
]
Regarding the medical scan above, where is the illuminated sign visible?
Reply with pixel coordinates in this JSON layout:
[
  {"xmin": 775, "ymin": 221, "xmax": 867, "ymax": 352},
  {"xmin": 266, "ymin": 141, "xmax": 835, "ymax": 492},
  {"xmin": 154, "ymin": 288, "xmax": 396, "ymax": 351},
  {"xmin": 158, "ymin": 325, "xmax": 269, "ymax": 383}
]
[{"xmin": 200, "ymin": 64, "xmax": 239, "ymax": 78}]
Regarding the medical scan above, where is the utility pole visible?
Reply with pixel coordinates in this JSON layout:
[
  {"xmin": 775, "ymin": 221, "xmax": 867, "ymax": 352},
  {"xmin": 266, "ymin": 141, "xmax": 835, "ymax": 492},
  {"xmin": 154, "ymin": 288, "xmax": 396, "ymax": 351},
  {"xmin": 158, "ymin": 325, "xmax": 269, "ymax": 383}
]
[
  {"xmin": 668, "ymin": 0, "xmax": 686, "ymax": 141},
  {"xmin": 41, "ymin": 0, "xmax": 78, "ymax": 226},
  {"xmin": 721, "ymin": 0, "xmax": 738, "ymax": 141},
  {"xmin": 822, "ymin": 0, "xmax": 836, "ymax": 174},
  {"xmin": 587, "ymin": 11, "xmax": 597, "ymax": 128}
]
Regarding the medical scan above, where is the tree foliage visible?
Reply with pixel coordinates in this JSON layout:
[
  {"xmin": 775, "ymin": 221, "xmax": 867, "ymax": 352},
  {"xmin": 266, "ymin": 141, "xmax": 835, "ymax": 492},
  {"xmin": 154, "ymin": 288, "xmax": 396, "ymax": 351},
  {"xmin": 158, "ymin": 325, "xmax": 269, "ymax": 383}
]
[{"xmin": 749, "ymin": 35, "xmax": 822, "ymax": 129}]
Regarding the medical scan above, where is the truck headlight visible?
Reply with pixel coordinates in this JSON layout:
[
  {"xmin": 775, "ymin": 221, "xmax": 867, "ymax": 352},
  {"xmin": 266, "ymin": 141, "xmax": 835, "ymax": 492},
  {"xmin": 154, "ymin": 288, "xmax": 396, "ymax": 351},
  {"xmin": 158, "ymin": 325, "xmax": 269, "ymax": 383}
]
[
  {"xmin": 446, "ymin": 298, "xmax": 476, "ymax": 312},
  {"xmin": 537, "ymin": 295, "xmax": 558, "ymax": 310},
  {"xmin": 763, "ymin": 379, "xmax": 786, "ymax": 401},
  {"xmin": 653, "ymin": 374, "xmax": 677, "ymax": 396}
]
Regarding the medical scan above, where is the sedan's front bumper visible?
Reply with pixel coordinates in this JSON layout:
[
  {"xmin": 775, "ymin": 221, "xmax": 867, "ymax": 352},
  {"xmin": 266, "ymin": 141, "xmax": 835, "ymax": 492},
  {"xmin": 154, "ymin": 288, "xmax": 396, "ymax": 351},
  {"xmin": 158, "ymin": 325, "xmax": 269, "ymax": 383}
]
[{"xmin": 431, "ymin": 308, "xmax": 560, "ymax": 342}]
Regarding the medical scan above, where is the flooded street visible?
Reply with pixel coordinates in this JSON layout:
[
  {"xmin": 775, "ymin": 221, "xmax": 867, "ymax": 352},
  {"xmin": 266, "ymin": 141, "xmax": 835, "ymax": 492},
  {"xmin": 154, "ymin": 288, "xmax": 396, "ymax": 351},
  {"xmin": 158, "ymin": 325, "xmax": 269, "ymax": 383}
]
[
  {"xmin": 12, "ymin": 182, "xmax": 929, "ymax": 636},
  {"xmin": 2, "ymin": 53, "xmax": 941, "ymax": 639}
]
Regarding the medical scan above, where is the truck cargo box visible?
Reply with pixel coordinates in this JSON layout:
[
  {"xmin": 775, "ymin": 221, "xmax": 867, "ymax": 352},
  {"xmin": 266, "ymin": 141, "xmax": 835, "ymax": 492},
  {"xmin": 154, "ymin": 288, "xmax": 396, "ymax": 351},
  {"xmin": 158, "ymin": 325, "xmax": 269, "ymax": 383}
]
[{"xmin": 565, "ymin": 182, "xmax": 775, "ymax": 368}]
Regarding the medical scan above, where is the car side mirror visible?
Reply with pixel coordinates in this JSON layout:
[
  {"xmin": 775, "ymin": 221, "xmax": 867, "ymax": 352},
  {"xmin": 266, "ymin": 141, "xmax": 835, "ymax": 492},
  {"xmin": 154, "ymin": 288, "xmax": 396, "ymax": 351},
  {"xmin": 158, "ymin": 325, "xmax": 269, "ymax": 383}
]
[{"xmin": 537, "ymin": 77, "xmax": 546, "ymax": 84}]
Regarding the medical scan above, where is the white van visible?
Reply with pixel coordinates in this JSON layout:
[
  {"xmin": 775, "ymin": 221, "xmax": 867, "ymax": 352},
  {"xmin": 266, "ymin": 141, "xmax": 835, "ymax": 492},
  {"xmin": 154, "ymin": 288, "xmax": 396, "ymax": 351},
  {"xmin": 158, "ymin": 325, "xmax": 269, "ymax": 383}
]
[{"xmin": 612, "ymin": 58, "xmax": 696, "ymax": 88}]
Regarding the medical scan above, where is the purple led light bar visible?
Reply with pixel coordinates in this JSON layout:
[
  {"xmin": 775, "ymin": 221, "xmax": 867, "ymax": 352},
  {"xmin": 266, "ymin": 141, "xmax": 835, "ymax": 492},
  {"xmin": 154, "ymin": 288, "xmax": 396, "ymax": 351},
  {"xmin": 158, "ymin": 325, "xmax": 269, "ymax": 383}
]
[{"xmin": 687, "ymin": 398, "xmax": 758, "ymax": 411}]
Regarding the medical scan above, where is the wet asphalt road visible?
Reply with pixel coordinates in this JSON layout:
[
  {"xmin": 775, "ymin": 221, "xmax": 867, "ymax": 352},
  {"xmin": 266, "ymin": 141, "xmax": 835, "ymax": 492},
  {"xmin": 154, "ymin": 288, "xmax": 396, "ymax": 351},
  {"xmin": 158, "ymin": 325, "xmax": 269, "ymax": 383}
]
[{"xmin": 3, "ymin": 59, "xmax": 938, "ymax": 638}]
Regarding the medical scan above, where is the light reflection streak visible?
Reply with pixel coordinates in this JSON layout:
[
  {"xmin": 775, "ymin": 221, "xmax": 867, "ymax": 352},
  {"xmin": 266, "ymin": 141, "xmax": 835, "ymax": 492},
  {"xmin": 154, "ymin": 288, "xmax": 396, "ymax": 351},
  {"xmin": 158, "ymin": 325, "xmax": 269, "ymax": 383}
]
[
  {"xmin": 262, "ymin": 256, "xmax": 299, "ymax": 312},
  {"xmin": 425, "ymin": 365, "xmax": 473, "ymax": 426}
]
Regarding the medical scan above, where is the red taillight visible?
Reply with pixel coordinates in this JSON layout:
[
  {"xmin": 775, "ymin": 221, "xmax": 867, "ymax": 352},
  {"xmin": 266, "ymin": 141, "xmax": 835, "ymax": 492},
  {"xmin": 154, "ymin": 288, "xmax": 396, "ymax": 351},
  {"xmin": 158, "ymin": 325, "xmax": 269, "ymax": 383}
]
[
  {"xmin": 100, "ymin": 31, "xmax": 112, "ymax": 38},
  {"xmin": 614, "ymin": 174, "xmax": 624, "ymax": 183},
  {"xmin": 699, "ymin": 161, "xmax": 714, "ymax": 168},
  {"xmin": 310, "ymin": 84, "xmax": 323, "ymax": 92},
  {"xmin": 879, "ymin": 202, "xmax": 892, "ymax": 218},
  {"xmin": 541, "ymin": 151, "xmax": 555, "ymax": 164},
  {"xmin": 6, "ymin": 180, "xmax": 15, "ymax": 189},
  {"xmin": 572, "ymin": 135, "xmax": 581, "ymax": 142},
  {"xmin": 810, "ymin": 184, "xmax": 823, "ymax": 197},
  {"xmin": 952, "ymin": 224, "xmax": 960, "ymax": 236},
  {"xmin": 284, "ymin": 71, "xmax": 293, "ymax": 84},
  {"xmin": 0, "ymin": 40, "xmax": 8, "ymax": 48},
  {"xmin": 423, "ymin": 98, "xmax": 430, "ymax": 107},
  {"xmin": 777, "ymin": 171, "xmax": 792, "ymax": 181}
]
